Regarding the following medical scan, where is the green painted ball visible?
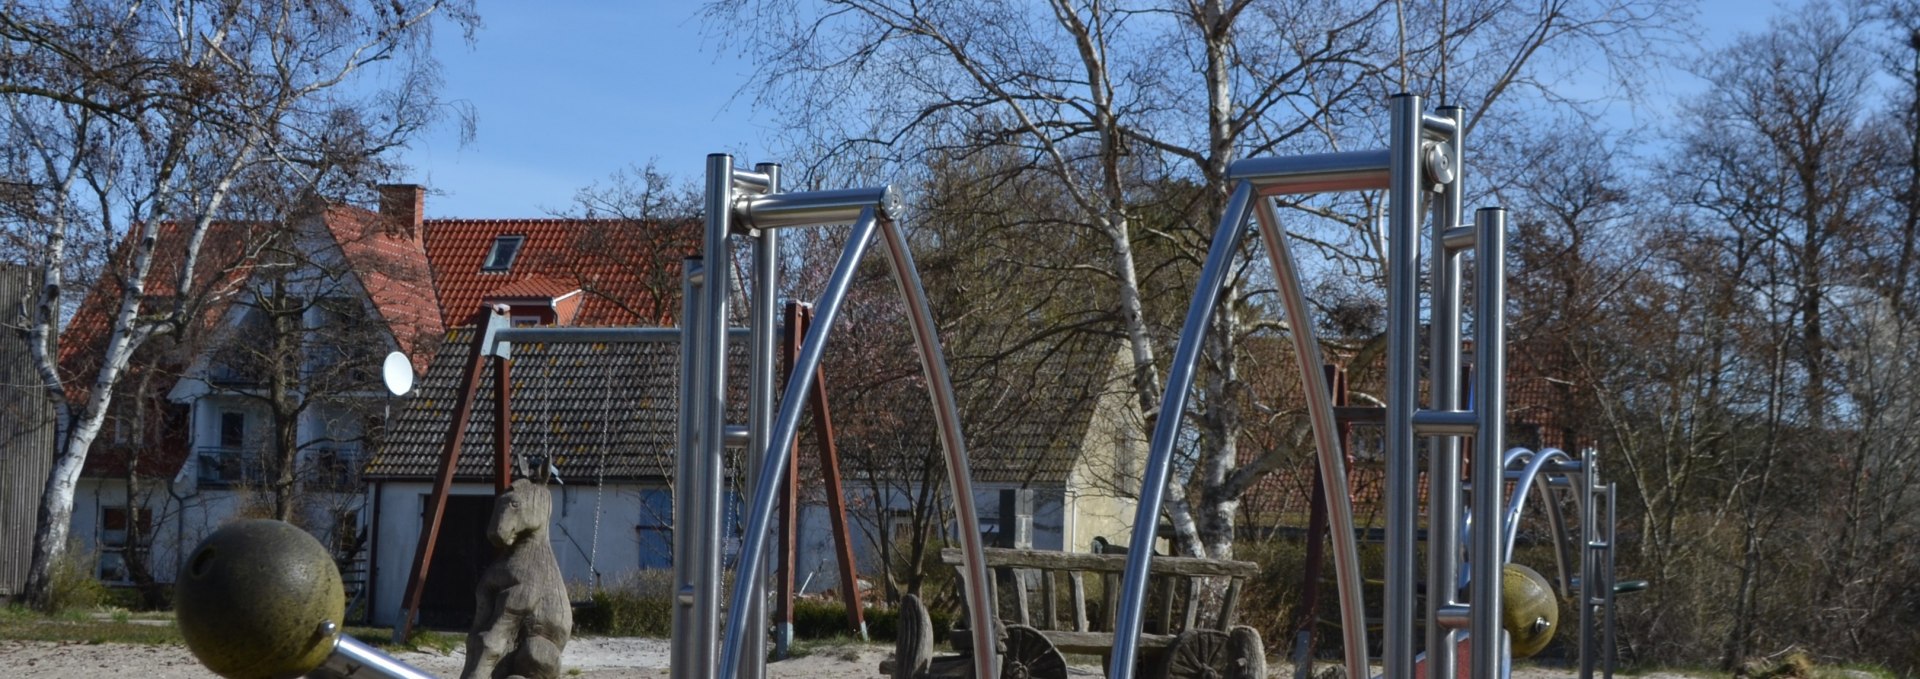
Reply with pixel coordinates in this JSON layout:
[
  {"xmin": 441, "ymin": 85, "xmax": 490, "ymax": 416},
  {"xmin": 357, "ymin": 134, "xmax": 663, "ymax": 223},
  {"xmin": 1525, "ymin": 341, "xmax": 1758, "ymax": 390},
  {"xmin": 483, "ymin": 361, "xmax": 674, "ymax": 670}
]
[
  {"xmin": 175, "ymin": 519, "xmax": 343, "ymax": 679},
  {"xmin": 1501, "ymin": 562, "xmax": 1559, "ymax": 658}
]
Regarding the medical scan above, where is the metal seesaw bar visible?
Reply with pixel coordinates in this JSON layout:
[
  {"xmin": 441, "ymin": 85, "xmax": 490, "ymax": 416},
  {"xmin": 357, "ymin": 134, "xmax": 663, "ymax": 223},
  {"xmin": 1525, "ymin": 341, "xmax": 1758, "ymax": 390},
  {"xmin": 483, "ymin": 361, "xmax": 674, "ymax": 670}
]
[
  {"xmin": 733, "ymin": 186, "xmax": 902, "ymax": 230},
  {"xmin": 1227, "ymin": 149, "xmax": 1391, "ymax": 195}
]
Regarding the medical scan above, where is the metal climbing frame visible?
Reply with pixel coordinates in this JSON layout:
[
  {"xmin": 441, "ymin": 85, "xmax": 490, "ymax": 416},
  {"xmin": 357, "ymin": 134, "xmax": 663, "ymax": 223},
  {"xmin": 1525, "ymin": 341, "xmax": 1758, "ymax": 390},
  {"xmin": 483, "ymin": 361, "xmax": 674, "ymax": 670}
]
[
  {"xmin": 678, "ymin": 155, "xmax": 1001, "ymax": 679},
  {"xmin": 1108, "ymin": 94, "xmax": 1509, "ymax": 679}
]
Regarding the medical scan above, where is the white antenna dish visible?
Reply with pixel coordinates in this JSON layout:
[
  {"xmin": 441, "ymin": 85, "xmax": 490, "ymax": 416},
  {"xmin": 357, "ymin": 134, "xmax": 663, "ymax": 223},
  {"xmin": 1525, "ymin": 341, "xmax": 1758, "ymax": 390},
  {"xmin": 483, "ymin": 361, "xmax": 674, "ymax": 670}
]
[{"xmin": 382, "ymin": 351, "xmax": 415, "ymax": 396}]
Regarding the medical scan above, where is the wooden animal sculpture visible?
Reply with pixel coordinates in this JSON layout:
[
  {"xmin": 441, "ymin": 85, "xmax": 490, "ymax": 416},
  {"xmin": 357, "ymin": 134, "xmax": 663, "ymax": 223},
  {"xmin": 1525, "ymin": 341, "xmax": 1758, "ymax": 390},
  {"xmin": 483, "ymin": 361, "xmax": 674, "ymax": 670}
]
[{"xmin": 461, "ymin": 479, "xmax": 572, "ymax": 679}]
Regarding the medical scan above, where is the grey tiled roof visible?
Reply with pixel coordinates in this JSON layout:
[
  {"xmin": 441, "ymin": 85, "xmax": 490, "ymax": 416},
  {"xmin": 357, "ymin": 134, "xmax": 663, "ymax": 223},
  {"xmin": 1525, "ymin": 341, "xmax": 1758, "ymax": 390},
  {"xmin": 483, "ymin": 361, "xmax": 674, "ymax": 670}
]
[
  {"xmin": 823, "ymin": 333, "xmax": 1125, "ymax": 485},
  {"xmin": 366, "ymin": 324, "xmax": 1125, "ymax": 487},
  {"xmin": 364, "ymin": 327, "xmax": 746, "ymax": 482},
  {"xmin": 957, "ymin": 334, "xmax": 1124, "ymax": 483}
]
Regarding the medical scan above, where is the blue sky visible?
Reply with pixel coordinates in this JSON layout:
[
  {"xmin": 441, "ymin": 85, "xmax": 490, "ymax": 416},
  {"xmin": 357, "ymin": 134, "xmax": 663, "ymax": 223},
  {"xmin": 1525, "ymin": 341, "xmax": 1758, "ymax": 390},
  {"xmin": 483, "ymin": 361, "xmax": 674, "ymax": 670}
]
[
  {"xmin": 399, "ymin": 3, "xmax": 766, "ymax": 218},
  {"xmin": 397, "ymin": 1, "xmax": 1781, "ymax": 219}
]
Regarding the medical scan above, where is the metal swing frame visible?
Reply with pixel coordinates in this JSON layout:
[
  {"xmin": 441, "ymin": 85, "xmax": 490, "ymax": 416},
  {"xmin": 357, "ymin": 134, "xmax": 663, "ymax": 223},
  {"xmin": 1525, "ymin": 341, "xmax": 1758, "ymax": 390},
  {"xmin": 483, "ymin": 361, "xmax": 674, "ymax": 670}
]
[
  {"xmin": 1108, "ymin": 94, "xmax": 1505, "ymax": 679},
  {"xmin": 681, "ymin": 155, "xmax": 1003, "ymax": 679}
]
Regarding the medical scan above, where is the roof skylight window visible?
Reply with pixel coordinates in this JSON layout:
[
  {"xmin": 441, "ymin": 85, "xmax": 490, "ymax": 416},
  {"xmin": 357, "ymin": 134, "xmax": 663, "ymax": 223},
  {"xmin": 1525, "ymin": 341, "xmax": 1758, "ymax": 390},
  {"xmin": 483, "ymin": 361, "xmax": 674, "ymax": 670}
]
[{"xmin": 482, "ymin": 235, "xmax": 525, "ymax": 272}]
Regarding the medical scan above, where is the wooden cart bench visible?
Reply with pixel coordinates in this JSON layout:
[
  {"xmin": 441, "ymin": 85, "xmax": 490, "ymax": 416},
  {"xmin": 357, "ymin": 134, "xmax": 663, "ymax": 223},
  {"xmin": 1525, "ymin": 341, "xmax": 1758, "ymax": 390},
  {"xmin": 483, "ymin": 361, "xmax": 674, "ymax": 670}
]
[{"xmin": 889, "ymin": 546, "xmax": 1267, "ymax": 679}]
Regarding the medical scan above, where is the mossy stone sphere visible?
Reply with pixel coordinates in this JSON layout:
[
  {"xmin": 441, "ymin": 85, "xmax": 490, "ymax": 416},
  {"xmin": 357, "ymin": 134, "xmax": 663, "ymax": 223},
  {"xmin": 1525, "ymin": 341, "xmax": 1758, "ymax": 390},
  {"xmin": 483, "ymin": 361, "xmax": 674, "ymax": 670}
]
[
  {"xmin": 1501, "ymin": 562, "xmax": 1559, "ymax": 658},
  {"xmin": 175, "ymin": 519, "xmax": 344, "ymax": 679}
]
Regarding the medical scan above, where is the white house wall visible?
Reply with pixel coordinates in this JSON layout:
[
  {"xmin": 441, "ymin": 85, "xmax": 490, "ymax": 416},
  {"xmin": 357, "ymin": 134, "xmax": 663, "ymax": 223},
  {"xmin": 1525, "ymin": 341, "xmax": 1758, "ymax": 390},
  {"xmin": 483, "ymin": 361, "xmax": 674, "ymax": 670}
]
[
  {"xmin": 365, "ymin": 479, "xmax": 665, "ymax": 628},
  {"xmin": 72, "ymin": 476, "xmax": 252, "ymax": 585}
]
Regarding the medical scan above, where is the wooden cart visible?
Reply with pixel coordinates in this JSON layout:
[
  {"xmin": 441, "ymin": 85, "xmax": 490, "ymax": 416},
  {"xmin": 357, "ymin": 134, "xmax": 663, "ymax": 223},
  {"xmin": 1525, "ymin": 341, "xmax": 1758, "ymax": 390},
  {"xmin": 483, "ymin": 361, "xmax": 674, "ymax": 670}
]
[{"xmin": 890, "ymin": 546, "xmax": 1266, "ymax": 679}]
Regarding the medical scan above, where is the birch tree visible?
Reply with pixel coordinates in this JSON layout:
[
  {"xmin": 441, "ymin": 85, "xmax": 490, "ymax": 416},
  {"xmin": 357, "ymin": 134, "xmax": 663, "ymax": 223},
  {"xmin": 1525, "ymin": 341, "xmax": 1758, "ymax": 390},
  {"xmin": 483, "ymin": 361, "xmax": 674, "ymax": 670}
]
[{"xmin": 1, "ymin": 0, "xmax": 474, "ymax": 609}]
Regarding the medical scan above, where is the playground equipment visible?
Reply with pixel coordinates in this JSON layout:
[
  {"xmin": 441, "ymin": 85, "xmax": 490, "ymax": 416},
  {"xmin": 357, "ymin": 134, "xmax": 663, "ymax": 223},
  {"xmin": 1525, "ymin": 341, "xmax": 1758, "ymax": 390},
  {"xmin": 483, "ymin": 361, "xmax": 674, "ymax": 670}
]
[
  {"xmin": 178, "ymin": 96, "xmax": 1641, "ymax": 679},
  {"xmin": 1106, "ymin": 93, "xmax": 1637, "ymax": 679}
]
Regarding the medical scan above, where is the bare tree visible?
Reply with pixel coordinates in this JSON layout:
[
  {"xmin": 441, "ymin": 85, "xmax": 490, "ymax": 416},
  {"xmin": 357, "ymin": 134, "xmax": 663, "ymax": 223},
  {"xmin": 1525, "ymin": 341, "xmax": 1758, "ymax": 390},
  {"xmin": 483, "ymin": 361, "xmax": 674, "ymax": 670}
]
[{"xmin": 2, "ymin": 0, "xmax": 475, "ymax": 609}]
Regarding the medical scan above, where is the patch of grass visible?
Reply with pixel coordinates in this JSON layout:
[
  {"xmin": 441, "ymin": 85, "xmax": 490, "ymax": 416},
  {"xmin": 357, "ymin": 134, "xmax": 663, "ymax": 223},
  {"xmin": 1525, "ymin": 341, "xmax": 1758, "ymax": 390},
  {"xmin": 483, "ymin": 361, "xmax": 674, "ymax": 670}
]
[
  {"xmin": 0, "ymin": 612, "xmax": 182, "ymax": 645},
  {"xmin": 344, "ymin": 626, "xmax": 463, "ymax": 654},
  {"xmin": 572, "ymin": 571, "xmax": 676, "ymax": 638},
  {"xmin": 0, "ymin": 608, "xmax": 459, "ymax": 656},
  {"xmin": 48, "ymin": 540, "xmax": 111, "ymax": 613}
]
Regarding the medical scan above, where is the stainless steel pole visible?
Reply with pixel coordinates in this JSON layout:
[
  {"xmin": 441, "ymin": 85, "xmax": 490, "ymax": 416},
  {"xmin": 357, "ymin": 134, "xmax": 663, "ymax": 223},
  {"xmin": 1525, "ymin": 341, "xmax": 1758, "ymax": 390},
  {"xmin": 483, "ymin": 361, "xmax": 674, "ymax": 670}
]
[
  {"xmin": 1469, "ymin": 207, "xmax": 1508, "ymax": 679},
  {"xmin": 1252, "ymin": 195, "xmax": 1372, "ymax": 679},
  {"xmin": 1603, "ymin": 482, "xmax": 1618, "ymax": 679},
  {"xmin": 672, "ymin": 257, "xmax": 704, "ymax": 679},
  {"xmin": 1578, "ymin": 448, "xmax": 1597, "ymax": 679},
  {"xmin": 743, "ymin": 161, "xmax": 781, "ymax": 679},
  {"xmin": 318, "ymin": 624, "xmax": 440, "ymax": 679},
  {"xmin": 1427, "ymin": 104, "xmax": 1467, "ymax": 679},
  {"xmin": 696, "ymin": 153, "xmax": 737, "ymax": 679},
  {"xmin": 1385, "ymin": 93, "xmax": 1425, "ymax": 679},
  {"xmin": 878, "ymin": 217, "xmax": 999, "ymax": 679},
  {"xmin": 1109, "ymin": 182, "xmax": 1255, "ymax": 679},
  {"xmin": 718, "ymin": 211, "xmax": 881, "ymax": 679}
]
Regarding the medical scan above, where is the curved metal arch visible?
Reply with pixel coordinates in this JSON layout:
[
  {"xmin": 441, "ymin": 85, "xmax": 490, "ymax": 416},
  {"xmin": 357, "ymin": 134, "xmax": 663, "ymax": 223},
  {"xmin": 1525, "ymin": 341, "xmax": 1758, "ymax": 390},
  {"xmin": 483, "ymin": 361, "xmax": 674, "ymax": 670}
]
[
  {"xmin": 715, "ymin": 210, "xmax": 999, "ymax": 679},
  {"xmin": 1500, "ymin": 447, "xmax": 1577, "ymax": 593},
  {"xmin": 1108, "ymin": 179, "xmax": 1379, "ymax": 679},
  {"xmin": 1502, "ymin": 448, "xmax": 1570, "ymax": 565}
]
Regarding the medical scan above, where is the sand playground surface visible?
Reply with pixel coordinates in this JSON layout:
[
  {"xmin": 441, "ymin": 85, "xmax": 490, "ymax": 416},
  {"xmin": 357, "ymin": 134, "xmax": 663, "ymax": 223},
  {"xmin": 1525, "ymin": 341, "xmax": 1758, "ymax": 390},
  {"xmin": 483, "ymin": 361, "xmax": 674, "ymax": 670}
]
[{"xmin": 0, "ymin": 635, "xmax": 1697, "ymax": 679}]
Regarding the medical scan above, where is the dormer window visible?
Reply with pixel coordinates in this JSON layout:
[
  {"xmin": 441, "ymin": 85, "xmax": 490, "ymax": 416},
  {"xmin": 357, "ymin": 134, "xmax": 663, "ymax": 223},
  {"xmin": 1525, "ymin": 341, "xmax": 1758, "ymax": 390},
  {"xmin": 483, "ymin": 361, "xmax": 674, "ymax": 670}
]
[{"xmin": 482, "ymin": 235, "xmax": 525, "ymax": 272}]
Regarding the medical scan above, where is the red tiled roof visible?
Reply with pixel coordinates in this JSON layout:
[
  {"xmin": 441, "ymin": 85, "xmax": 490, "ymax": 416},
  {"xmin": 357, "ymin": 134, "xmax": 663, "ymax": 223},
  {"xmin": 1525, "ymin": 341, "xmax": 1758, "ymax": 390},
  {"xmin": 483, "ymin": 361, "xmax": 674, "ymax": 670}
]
[
  {"xmin": 420, "ymin": 218, "xmax": 698, "ymax": 328},
  {"xmin": 482, "ymin": 274, "xmax": 581, "ymax": 300},
  {"xmin": 63, "ymin": 203, "xmax": 443, "ymax": 478},
  {"xmin": 59, "ymin": 220, "xmax": 270, "ymax": 402},
  {"xmin": 323, "ymin": 205, "xmax": 444, "ymax": 373}
]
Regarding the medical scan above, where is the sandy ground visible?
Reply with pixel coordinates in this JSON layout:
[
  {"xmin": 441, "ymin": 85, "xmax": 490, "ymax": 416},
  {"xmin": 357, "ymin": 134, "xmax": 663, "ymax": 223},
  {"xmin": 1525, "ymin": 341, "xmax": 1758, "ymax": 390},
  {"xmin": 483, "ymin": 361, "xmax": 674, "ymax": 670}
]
[{"xmin": 0, "ymin": 636, "xmax": 1679, "ymax": 679}]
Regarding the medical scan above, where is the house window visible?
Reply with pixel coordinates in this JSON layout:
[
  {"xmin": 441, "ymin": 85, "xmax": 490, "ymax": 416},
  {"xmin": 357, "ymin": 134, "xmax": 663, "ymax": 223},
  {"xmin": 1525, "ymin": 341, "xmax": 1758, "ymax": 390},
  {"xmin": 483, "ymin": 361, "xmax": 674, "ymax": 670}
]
[
  {"xmin": 482, "ymin": 235, "xmax": 526, "ymax": 272},
  {"xmin": 98, "ymin": 506, "xmax": 151, "ymax": 583},
  {"xmin": 220, "ymin": 412, "xmax": 246, "ymax": 449}
]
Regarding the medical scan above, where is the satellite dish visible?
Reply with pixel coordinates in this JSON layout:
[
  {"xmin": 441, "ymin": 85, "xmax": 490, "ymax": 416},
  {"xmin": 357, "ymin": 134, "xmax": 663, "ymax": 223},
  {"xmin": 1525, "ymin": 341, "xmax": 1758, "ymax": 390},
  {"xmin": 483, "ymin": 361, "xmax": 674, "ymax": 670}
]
[{"xmin": 382, "ymin": 351, "xmax": 414, "ymax": 396}]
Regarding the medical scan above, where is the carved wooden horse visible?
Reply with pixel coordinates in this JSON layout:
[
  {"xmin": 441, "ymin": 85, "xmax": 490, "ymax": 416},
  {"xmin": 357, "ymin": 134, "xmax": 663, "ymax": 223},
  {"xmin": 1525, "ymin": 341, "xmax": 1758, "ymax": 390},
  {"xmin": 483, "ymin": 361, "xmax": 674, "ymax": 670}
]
[{"xmin": 461, "ymin": 478, "xmax": 572, "ymax": 679}]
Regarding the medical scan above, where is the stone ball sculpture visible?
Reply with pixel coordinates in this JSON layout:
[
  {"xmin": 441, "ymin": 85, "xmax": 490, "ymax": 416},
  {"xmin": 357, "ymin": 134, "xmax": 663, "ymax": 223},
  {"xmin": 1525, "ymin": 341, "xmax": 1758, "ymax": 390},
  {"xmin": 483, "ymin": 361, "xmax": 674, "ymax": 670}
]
[{"xmin": 175, "ymin": 519, "xmax": 345, "ymax": 679}]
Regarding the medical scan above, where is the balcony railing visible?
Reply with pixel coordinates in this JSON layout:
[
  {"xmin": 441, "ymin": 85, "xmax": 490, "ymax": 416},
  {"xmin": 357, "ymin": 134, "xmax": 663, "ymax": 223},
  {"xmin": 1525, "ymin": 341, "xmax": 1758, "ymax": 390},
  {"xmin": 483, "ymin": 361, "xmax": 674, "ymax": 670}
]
[
  {"xmin": 197, "ymin": 446, "xmax": 367, "ymax": 491},
  {"xmin": 197, "ymin": 447, "xmax": 265, "ymax": 486}
]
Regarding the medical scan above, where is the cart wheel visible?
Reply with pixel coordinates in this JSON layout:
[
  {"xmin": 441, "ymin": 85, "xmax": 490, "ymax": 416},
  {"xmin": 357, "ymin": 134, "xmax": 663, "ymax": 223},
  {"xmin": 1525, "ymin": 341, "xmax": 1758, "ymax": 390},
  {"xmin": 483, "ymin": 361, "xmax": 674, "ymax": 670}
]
[
  {"xmin": 1159, "ymin": 629, "xmax": 1232, "ymax": 679},
  {"xmin": 895, "ymin": 594, "xmax": 935, "ymax": 679},
  {"xmin": 1228, "ymin": 626, "xmax": 1266, "ymax": 679},
  {"xmin": 1001, "ymin": 625, "xmax": 1067, "ymax": 679}
]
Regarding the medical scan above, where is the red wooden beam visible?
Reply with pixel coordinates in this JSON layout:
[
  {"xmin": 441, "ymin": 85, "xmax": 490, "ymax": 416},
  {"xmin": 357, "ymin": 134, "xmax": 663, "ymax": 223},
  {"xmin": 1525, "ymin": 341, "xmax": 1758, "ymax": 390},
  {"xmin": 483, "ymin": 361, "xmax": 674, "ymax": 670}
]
[
  {"xmin": 396, "ymin": 305, "xmax": 506, "ymax": 642},
  {"xmin": 774, "ymin": 302, "xmax": 867, "ymax": 640},
  {"xmin": 800, "ymin": 304, "xmax": 867, "ymax": 638}
]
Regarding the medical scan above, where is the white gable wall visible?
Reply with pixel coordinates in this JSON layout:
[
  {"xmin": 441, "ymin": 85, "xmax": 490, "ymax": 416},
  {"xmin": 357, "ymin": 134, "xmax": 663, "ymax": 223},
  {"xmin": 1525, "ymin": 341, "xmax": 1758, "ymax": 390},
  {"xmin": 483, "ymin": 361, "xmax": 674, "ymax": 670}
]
[{"xmin": 364, "ymin": 479, "xmax": 667, "ymax": 628}]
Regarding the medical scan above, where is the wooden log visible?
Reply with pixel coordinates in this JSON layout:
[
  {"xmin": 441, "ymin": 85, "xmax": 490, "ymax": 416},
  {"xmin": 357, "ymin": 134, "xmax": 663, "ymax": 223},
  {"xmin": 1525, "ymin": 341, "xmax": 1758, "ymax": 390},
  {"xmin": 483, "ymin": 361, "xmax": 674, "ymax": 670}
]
[
  {"xmin": 939, "ymin": 548, "xmax": 1260, "ymax": 579},
  {"xmin": 1070, "ymin": 572, "xmax": 1088, "ymax": 632},
  {"xmin": 1041, "ymin": 569, "xmax": 1057, "ymax": 630}
]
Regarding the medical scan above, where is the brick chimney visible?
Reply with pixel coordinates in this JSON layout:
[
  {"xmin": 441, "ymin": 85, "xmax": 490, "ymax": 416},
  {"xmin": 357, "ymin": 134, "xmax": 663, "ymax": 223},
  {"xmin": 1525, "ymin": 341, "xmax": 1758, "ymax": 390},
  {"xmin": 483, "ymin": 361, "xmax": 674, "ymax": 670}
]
[{"xmin": 378, "ymin": 183, "xmax": 424, "ymax": 238}]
